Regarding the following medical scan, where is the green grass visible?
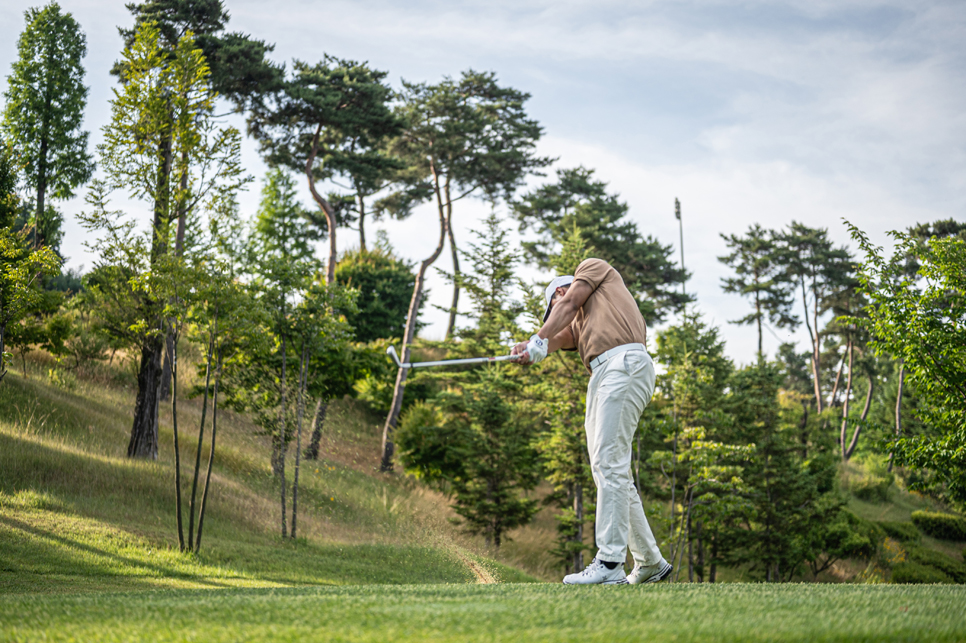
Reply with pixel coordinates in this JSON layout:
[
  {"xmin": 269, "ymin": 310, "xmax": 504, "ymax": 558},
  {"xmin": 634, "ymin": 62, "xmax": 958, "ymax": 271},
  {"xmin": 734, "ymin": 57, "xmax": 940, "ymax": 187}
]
[
  {"xmin": 2, "ymin": 583, "xmax": 965, "ymax": 642},
  {"xmin": 0, "ymin": 354, "xmax": 539, "ymax": 593}
]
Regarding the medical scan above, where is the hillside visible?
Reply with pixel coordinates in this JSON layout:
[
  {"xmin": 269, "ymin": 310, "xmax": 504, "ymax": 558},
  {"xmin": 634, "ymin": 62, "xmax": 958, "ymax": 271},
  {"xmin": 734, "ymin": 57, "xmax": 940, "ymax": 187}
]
[
  {"xmin": 0, "ymin": 351, "xmax": 538, "ymax": 594},
  {"xmin": 2, "ymin": 349, "xmax": 964, "ymax": 594}
]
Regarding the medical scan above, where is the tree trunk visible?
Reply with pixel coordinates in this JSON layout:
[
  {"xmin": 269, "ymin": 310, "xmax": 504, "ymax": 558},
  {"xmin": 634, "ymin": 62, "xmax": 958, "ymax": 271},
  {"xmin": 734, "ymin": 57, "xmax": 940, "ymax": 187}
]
[
  {"xmin": 844, "ymin": 372, "xmax": 873, "ymax": 460},
  {"xmin": 305, "ymin": 399, "xmax": 327, "ymax": 460},
  {"xmin": 291, "ymin": 343, "xmax": 308, "ymax": 540},
  {"xmin": 839, "ymin": 340, "xmax": 854, "ymax": 459},
  {"xmin": 188, "ymin": 319, "xmax": 216, "ymax": 549},
  {"xmin": 160, "ymin": 164, "xmax": 189, "ymax": 402},
  {"xmin": 889, "ymin": 361, "xmax": 905, "ymax": 473},
  {"xmin": 696, "ymin": 522, "xmax": 704, "ymax": 583},
  {"xmin": 573, "ymin": 482, "xmax": 584, "ymax": 574},
  {"xmin": 801, "ymin": 278, "xmax": 823, "ymax": 414},
  {"xmin": 160, "ymin": 335, "xmax": 173, "ymax": 401},
  {"xmin": 687, "ymin": 498, "xmax": 694, "ymax": 583},
  {"xmin": 444, "ymin": 178, "xmax": 459, "ymax": 340},
  {"xmin": 828, "ymin": 351, "xmax": 846, "ymax": 408},
  {"xmin": 358, "ymin": 192, "xmax": 366, "ymax": 252},
  {"xmin": 305, "ymin": 125, "xmax": 338, "ymax": 285},
  {"xmin": 380, "ymin": 161, "xmax": 448, "ymax": 471},
  {"xmin": 171, "ymin": 337, "xmax": 185, "ymax": 551},
  {"xmin": 277, "ymin": 333, "xmax": 288, "ymax": 537},
  {"xmin": 128, "ymin": 334, "xmax": 164, "ymax": 459},
  {"xmin": 128, "ymin": 129, "xmax": 171, "ymax": 459},
  {"xmin": 0, "ymin": 324, "xmax": 6, "ymax": 383},
  {"xmin": 195, "ymin": 348, "xmax": 222, "ymax": 553},
  {"xmin": 754, "ymin": 285, "xmax": 762, "ymax": 358},
  {"xmin": 34, "ymin": 91, "xmax": 51, "ymax": 249},
  {"xmin": 709, "ymin": 535, "xmax": 717, "ymax": 583}
]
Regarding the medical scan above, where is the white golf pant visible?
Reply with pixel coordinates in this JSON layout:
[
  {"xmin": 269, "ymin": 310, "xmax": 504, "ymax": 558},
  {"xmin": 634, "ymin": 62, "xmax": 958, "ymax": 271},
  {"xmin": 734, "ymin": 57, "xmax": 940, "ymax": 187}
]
[{"xmin": 585, "ymin": 346, "xmax": 662, "ymax": 565}]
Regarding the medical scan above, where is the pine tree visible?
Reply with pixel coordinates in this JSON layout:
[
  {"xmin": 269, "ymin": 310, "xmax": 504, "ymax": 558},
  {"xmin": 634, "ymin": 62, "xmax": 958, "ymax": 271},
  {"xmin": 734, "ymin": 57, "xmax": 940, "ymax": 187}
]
[
  {"xmin": 396, "ymin": 213, "xmax": 540, "ymax": 548},
  {"xmin": 513, "ymin": 167, "xmax": 690, "ymax": 323},
  {"xmin": 718, "ymin": 224, "xmax": 796, "ymax": 357},
  {"xmin": 1, "ymin": 2, "xmax": 94, "ymax": 250}
]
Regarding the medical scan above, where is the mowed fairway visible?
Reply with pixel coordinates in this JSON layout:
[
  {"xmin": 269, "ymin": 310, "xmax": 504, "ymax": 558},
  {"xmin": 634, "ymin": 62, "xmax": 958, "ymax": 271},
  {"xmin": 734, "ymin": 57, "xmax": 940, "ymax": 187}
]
[{"xmin": 3, "ymin": 583, "xmax": 965, "ymax": 642}]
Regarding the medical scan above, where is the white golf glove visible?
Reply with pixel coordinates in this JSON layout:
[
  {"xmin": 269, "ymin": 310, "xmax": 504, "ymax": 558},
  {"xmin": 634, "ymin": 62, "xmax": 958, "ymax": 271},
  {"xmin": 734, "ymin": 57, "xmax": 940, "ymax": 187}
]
[{"xmin": 525, "ymin": 334, "xmax": 548, "ymax": 365}]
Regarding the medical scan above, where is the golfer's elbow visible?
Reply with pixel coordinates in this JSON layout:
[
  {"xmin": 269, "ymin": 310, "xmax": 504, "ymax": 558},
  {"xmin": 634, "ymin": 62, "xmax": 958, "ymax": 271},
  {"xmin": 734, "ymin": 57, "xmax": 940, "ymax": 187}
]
[{"xmin": 557, "ymin": 300, "xmax": 580, "ymax": 324}]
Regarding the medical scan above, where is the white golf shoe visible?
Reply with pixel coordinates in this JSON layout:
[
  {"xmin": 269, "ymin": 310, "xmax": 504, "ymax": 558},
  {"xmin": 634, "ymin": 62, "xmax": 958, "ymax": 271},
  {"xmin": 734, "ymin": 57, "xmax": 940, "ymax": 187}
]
[
  {"xmin": 562, "ymin": 558, "xmax": 628, "ymax": 585},
  {"xmin": 627, "ymin": 558, "xmax": 673, "ymax": 584}
]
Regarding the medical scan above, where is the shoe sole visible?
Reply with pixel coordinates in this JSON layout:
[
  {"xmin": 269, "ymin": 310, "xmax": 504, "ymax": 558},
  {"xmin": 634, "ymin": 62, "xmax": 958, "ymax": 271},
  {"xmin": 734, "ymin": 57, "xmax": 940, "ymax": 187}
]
[
  {"xmin": 562, "ymin": 577, "xmax": 629, "ymax": 585},
  {"xmin": 640, "ymin": 562, "xmax": 673, "ymax": 584}
]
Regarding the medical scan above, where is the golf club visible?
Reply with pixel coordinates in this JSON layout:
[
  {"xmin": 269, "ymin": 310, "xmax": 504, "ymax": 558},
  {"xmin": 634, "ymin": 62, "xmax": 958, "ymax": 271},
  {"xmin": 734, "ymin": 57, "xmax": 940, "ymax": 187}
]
[{"xmin": 386, "ymin": 345, "xmax": 523, "ymax": 369}]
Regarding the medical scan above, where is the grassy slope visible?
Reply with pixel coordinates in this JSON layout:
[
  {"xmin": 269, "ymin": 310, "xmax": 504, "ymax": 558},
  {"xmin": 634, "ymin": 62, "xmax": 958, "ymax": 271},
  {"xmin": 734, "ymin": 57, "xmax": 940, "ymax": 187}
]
[
  {"xmin": 1, "ymin": 348, "xmax": 963, "ymax": 597},
  {"xmin": 4, "ymin": 584, "xmax": 966, "ymax": 642},
  {"xmin": 0, "ymin": 353, "xmax": 537, "ymax": 594}
]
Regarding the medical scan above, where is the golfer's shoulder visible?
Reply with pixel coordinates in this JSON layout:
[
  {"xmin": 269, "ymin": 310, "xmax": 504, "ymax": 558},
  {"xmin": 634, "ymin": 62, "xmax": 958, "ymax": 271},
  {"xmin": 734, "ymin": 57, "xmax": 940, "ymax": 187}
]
[{"xmin": 574, "ymin": 258, "xmax": 616, "ymax": 288}]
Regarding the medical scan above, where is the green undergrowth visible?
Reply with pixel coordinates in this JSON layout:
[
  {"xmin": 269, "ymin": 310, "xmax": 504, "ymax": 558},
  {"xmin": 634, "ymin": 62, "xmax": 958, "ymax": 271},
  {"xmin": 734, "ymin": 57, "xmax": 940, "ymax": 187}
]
[
  {"xmin": 3, "ymin": 583, "xmax": 965, "ymax": 642},
  {"xmin": 0, "ymin": 354, "xmax": 538, "ymax": 594}
]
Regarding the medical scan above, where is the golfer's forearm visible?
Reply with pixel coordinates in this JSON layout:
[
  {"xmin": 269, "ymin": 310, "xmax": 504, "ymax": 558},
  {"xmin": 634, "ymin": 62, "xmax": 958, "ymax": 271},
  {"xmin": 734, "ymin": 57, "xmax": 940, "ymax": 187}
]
[{"xmin": 547, "ymin": 331, "xmax": 573, "ymax": 354}]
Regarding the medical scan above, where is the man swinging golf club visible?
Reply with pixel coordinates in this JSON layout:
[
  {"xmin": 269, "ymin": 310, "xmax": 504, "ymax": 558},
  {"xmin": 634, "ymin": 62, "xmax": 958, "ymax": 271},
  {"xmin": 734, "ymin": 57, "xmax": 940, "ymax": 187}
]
[{"xmin": 512, "ymin": 258, "xmax": 672, "ymax": 585}]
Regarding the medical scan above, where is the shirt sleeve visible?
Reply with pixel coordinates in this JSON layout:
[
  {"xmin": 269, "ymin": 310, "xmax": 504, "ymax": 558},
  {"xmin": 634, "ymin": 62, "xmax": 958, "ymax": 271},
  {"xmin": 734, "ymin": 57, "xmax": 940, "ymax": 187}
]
[{"xmin": 573, "ymin": 258, "xmax": 611, "ymax": 290}]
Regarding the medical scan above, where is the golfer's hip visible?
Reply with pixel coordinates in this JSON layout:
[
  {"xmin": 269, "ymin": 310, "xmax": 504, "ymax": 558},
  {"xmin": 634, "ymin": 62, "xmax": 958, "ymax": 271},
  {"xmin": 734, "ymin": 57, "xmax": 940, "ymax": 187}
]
[{"xmin": 588, "ymin": 343, "xmax": 647, "ymax": 373}]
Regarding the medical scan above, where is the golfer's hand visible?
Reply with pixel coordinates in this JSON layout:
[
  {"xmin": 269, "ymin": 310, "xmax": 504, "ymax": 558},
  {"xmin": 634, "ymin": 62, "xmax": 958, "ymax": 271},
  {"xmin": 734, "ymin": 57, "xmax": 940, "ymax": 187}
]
[{"xmin": 511, "ymin": 341, "xmax": 532, "ymax": 365}]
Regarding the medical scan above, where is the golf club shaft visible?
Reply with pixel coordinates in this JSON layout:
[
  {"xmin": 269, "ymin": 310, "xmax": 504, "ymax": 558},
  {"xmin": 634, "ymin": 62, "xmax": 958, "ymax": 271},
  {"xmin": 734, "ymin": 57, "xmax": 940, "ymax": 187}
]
[{"xmin": 399, "ymin": 354, "xmax": 520, "ymax": 369}]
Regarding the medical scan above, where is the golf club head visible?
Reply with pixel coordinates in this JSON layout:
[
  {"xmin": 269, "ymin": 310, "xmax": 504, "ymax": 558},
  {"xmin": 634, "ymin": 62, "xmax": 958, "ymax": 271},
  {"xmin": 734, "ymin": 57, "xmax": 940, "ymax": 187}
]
[{"xmin": 386, "ymin": 345, "xmax": 402, "ymax": 367}]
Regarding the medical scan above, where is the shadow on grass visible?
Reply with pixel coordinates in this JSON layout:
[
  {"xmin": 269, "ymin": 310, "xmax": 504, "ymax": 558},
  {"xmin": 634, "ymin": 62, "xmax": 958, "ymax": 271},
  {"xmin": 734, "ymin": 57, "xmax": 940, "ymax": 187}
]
[{"xmin": 0, "ymin": 514, "xmax": 231, "ymax": 589}]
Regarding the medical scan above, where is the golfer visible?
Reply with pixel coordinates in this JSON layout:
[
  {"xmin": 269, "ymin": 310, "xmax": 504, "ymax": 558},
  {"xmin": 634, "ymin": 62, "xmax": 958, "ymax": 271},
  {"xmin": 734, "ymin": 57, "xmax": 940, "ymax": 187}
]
[{"xmin": 511, "ymin": 258, "xmax": 672, "ymax": 585}]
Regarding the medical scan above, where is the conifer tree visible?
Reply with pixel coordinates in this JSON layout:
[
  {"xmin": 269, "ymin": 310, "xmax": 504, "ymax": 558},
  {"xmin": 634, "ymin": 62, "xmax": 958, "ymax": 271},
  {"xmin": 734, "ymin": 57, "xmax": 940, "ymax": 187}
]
[
  {"xmin": 514, "ymin": 167, "xmax": 690, "ymax": 323},
  {"xmin": 2, "ymin": 2, "xmax": 94, "ymax": 250},
  {"xmin": 396, "ymin": 213, "xmax": 540, "ymax": 548},
  {"xmin": 778, "ymin": 222, "xmax": 854, "ymax": 414},
  {"xmin": 718, "ymin": 224, "xmax": 797, "ymax": 357}
]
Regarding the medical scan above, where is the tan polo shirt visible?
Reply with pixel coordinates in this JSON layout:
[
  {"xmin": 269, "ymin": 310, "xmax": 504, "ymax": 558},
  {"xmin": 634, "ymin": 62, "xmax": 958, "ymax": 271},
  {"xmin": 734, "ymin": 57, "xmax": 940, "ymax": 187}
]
[{"xmin": 568, "ymin": 258, "xmax": 647, "ymax": 372}]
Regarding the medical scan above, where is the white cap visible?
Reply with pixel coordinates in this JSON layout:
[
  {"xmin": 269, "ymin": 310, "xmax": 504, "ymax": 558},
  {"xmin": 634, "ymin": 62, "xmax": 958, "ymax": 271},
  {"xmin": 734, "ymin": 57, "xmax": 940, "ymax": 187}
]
[{"xmin": 544, "ymin": 275, "xmax": 574, "ymax": 322}]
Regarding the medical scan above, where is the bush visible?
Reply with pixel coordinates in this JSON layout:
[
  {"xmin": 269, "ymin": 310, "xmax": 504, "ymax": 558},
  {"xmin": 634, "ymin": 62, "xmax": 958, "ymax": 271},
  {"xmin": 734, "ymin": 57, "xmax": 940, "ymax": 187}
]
[
  {"xmin": 851, "ymin": 474, "xmax": 893, "ymax": 503},
  {"xmin": 891, "ymin": 561, "xmax": 953, "ymax": 584},
  {"xmin": 878, "ymin": 521, "xmax": 921, "ymax": 544},
  {"xmin": 911, "ymin": 511, "xmax": 966, "ymax": 541},
  {"xmin": 906, "ymin": 546, "xmax": 966, "ymax": 583}
]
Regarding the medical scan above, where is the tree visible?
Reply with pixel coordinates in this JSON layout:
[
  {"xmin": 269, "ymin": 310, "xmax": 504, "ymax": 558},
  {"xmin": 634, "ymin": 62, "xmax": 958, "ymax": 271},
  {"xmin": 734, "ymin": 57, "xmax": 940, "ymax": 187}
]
[
  {"xmin": 847, "ymin": 223, "xmax": 966, "ymax": 508},
  {"xmin": 513, "ymin": 167, "xmax": 690, "ymax": 323},
  {"xmin": 249, "ymin": 56, "xmax": 398, "ymax": 285},
  {"xmin": 718, "ymin": 224, "xmax": 796, "ymax": 357},
  {"xmin": 334, "ymin": 241, "xmax": 419, "ymax": 343},
  {"xmin": 98, "ymin": 22, "xmax": 247, "ymax": 458},
  {"xmin": 1, "ymin": 141, "xmax": 60, "ymax": 383},
  {"xmin": 116, "ymin": 0, "xmax": 284, "ymax": 114},
  {"xmin": 253, "ymin": 168, "xmax": 319, "ymax": 263},
  {"xmin": 779, "ymin": 222, "xmax": 855, "ymax": 415},
  {"xmin": 0, "ymin": 140, "xmax": 18, "ymax": 229},
  {"xmin": 650, "ymin": 311, "xmax": 741, "ymax": 582},
  {"xmin": 388, "ymin": 71, "xmax": 551, "ymax": 339},
  {"xmin": 721, "ymin": 362, "xmax": 840, "ymax": 582},
  {"xmin": 0, "ymin": 221, "xmax": 59, "ymax": 385},
  {"xmin": 396, "ymin": 214, "xmax": 540, "ymax": 547},
  {"xmin": 1, "ymin": 2, "xmax": 94, "ymax": 249},
  {"xmin": 116, "ymin": 0, "xmax": 282, "ymax": 402}
]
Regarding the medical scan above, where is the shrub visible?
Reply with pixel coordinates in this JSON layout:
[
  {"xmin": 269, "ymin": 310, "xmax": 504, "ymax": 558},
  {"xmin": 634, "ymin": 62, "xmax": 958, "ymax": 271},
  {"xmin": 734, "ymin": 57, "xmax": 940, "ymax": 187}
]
[
  {"xmin": 911, "ymin": 511, "xmax": 966, "ymax": 541},
  {"xmin": 906, "ymin": 546, "xmax": 966, "ymax": 583},
  {"xmin": 851, "ymin": 474, "xmax": 893, "ymax": 503},
  {"xmin": 891, "ymin": 561, "xmax": 953, "ymax": 584},
  {"xmin": 878, "ymin": 521, "xmax": 921, "ymax": 544}
]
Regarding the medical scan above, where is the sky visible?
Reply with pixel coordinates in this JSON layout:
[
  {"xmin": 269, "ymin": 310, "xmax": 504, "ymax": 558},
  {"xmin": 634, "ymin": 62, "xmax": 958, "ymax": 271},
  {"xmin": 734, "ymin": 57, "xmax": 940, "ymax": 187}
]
[{"xmin": 2, "ymin": 0, "xmax": 964, "ymax": 364}]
